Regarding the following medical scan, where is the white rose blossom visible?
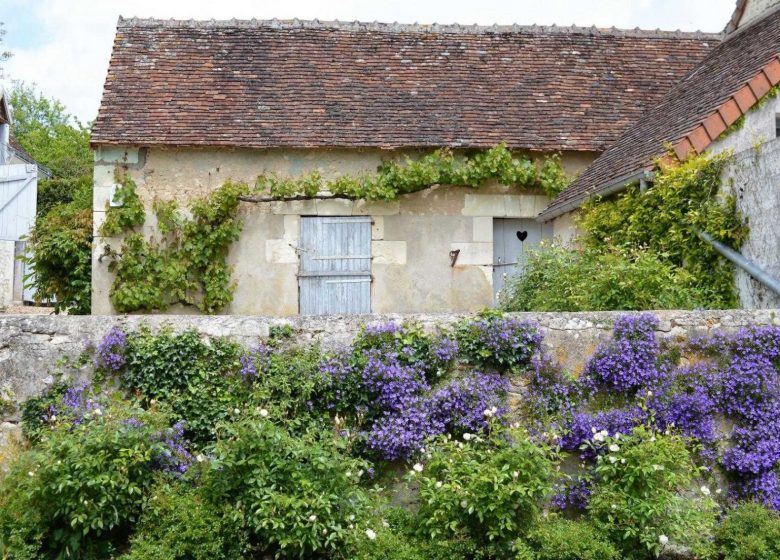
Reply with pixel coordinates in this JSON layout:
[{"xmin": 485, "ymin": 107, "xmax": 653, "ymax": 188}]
[
  {"xmin": 365, "ymin": 528, "xmax": 377, "ymax": 540},
  {"xmin": 412, "ymin": 463, "xmax": 424, "ymax": 473},
  {"xmin": 659, "ymin": 535, "xmax": 669, "ymax": 546}
]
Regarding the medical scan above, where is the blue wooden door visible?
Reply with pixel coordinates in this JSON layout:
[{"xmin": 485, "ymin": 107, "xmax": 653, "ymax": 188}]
[
  {"xmin": 299, "ymin": 216, "xmax": 372, "ymax": 315},
  {"xmin": 492, "ymin": 218, "xmax": 553, "ymax": 303}
]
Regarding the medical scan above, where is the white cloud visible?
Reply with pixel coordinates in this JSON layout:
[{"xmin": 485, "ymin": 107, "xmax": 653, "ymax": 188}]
[{"xmin": 2, "ymin": 0, "xmax": 735, "ymax": 123}]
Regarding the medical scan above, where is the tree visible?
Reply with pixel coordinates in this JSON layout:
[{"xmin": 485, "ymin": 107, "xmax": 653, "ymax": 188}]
[
  {"xmin": 10, "ymin": 84, "xmax": 93, "ymax": 313},
  {"xmin": 10, "ymin": 83, "xmax": 92, "ymax": 181},
  {"xmin": 0, "ymin": 22, "xmax": 11, "ymax": 78}
]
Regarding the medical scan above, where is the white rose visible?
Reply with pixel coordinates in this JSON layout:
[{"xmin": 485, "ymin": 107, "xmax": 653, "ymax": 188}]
[
  {"xmin": 365, "ymin": 528, "xmax": 377, "ymax": 540},
  {"xmin": 308, "ymin": 515, "xmax": 317, "ymax": 522},
  {"xmin": 233, "ymin": 408, "xmax": 240, "ymax": 415},
  {"xmin": 700, "ymin": 485, "xmax": 711, "ymax": 496},
  {"xmin": 659, "ymin": 535, "xmax": 669, "ymax": 546},
  {"xmin": 259, "ymin": 408, "xmax": 269, "ymax": 418},
  {"xmin": 413, "ymin": 463, "xmax": 424, "ymax": 473},
  {"xmin": 435, "ymin": 481, "xmax": 443, "ymax": 488},
  {"xmin": 608, "ymin": 444, "xmax": 620, "ymax": 452},
  {"xmin": 463, "ymin": 433, "xmax": 472, "ymax": 441}
]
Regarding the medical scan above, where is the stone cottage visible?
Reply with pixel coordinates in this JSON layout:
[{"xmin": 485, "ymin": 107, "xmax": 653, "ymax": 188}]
[
  {"xmin": 90, "ymin": 18, "xmax": 716, "ymax": 315},
  {"xmin": 543, "ymin": 1, "xmax": 780, "ymax": 308}
]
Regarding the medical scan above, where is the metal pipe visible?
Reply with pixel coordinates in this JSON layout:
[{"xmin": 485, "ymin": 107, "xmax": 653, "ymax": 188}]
[{"xmin": 696, "ymin": 229, "xmax": 780, "ymax": 296}]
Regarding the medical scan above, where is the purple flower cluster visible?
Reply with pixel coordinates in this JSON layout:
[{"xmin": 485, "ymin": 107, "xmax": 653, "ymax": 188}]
[
  {"xmin": 558, "ymin": 408, "xmax": 644, "ymax": 459},
  {"xmin": 457, "ymin": 316, "xmax": 542, "ymax": 371},
  {"xmin": 362, "ymin": 352, "xmax": 430, "ymax": 413},
  {"xmin": 552, "ymin": 477, "xmax": 591, "ymax": 511},
  {"xmin": 151, "ymin": 420, "xmax": 194, "ymax": 476},
  {"xmin": 239, "ymin": 344, "xmax": 272, "ymax": 380},
  {"xmin": 545, "ymin": 317, "xmax": 780, "ymax": 511},
  {"xmin": 93, "ymin": 327, "xmax": 128, "ymax": 373},
  {"xmin": 366, "ymin": 372, "xmax": 508, "ymax": 460},
  {"xmin": 582, "ymin": 314, "xmax": 663, "ymax": 393}
]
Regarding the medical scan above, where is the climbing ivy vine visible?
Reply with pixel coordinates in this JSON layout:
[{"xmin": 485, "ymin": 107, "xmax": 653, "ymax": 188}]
[
  {"xmin": 580, "ymin": 153, "xmax": 747, "ymax": 307},
  {"xmin": 101, "ymin": 146, "xmax": 568, "ymax": 314},
  {"xmin": 100, "ymin": 175, "xmax": 248, "ymax": 314},
  {"xmin": 255, "ymin": 144, "xmax": 569, "ymax": 200}
]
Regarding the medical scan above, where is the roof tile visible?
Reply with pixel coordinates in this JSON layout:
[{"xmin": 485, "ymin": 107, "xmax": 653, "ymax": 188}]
[
  {"xmin": 91, "ymin": 18, "xmax": 717, "ymax": 151},
  {"xmin": 543, "ymin": 8, "xmax": 780, "ymax": 219}
]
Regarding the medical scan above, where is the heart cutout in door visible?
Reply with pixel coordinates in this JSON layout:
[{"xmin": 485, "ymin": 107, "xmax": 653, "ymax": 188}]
[{"xmin": 516, "ymin": 230, "xmax": 528, "ymax": 242}]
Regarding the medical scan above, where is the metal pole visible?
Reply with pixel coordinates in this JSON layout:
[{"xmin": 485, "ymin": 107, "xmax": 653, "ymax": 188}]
[{"xmin": 696, "ymin": 229, "xmax": 780, "ymax": 297}]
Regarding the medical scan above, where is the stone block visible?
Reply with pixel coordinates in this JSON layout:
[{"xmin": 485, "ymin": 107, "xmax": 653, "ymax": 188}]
[
  {"xmin": 94, "ymin": 146, "xmax": 140, "ymax": 165},
  {"xmin": 372, "ymin": 216, "xmax": 385, "ymax": 240},
  {"xmin": 373, "ymin": 240, "xmax": 407, "ymax": 265},
  {"xmin": 472, "ymin": 217, "xmax": 493, "ymax": 242},
  {"xmin": 283, "ymin": 215, "xmax": 300, "ymax": 241},
  {"xmin": 92, "ymin": 211, "xmax": 107, "ymax": 237},
  {"xmin": 353, "ymin": 199, "xmax": 400, "ymax": 216},
  {"xmin": 450, "ymin": 242, "xmax": 492, "ymax": 266},
  {"xmin": 463, "ymin": 194, "xmax": 505, "ymax": 216},
  {"xmin": 504, "ymin": 194, "xmax": 544, "ymax": 218},
  {"xmin": 93, "ymin": 185, "xmax": 116, "ymax": 211},
  {"xmin": 316, "ymin": 198, "xmax": 354, "ymax": 216},
  {"xmin": 270, "ymin": 199, "xmax": 318, "ymax": 215},
  {"xmin": 265, "ymin": 239, "xmax": 299, "ymax": 264}
]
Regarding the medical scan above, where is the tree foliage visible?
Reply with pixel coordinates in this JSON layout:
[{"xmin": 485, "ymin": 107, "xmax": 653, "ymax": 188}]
[
  {"xmin": 10, "ymin": 83, "xmax": 93, "ymax": 313},
  {"xmin": 0, "ymin": 22, "xmax": 11, "ymax": 78}
]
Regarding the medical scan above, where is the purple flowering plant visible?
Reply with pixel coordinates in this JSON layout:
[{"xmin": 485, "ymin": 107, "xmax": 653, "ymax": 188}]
[{"xmin": 455, "ymin": 312, "xmax": 542, "ymax": 372}]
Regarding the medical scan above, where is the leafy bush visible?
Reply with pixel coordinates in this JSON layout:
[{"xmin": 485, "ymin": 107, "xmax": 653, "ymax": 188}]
[
  {"xmin": 0, "ymin": 403, "xmax": 181, "ymax": 558},
  {"xmin": 715, "ymin": 502, "xmax": 780, "ymax": 560},
  {"xmin": 201, "ymin": 419, "xmax": 374, "ymax": 558},
  {"xmin": 118, "ymin": 328, "xmax": 245, "ymax": 443},
  {"xmin": 414, "ymin": 425, "xmax": 555, "ymax": 553},
  {"xmin": 587, "ymin": 427, "xmax": 717, "ymax": 559},
  {"xmin": 21, "ymin": 180, "xmax": 92, "ymax": 313},
  {"xmin": 580, "ymin": 153, "xmax": 746, "ymax": 308},
  {"xmin": 500, "ymin": 243, "xmax": 711, "ymax": 312},
  {"xmin": 515, "ymin": 517, "xmax": 619, "ymax": 560},
  {"xmin": 121, "ymin": 481, "xmax": 247, "ymax": 560}
]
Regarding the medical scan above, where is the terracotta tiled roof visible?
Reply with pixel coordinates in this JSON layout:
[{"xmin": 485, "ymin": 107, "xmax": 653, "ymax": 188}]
[
  {"xmin": 541, "ymin": 6, "xmax": 780, "ymax": 221},
  {"xmin": 91, "ymin": 18, "xmax": 717, "ymax": 151}
]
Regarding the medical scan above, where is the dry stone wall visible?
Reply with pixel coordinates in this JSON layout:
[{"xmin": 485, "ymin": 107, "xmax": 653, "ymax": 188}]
[{"xmin": 1, "ymin": 309, "xmax": 779, "ymax": 443}]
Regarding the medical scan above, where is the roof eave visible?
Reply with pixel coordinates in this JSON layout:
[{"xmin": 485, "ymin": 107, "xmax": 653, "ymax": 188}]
[{"xmin": 537, "ymin": 168, "xmax": 651, "ymax": 222}]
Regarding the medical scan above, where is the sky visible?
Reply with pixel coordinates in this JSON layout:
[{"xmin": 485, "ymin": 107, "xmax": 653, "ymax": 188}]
[{"xmin": 0, "ymin": 0, "xmax": 736, "ymax": 123}]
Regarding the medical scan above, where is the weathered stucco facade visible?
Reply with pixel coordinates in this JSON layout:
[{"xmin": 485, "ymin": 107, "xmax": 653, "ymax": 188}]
[
  {"xmin": 710, "ymin": 94, "xmax": 780, "ymax": 308},
  {"xmin": 91, "ymin": 147, "xmax": 595, "ymax": 316}
]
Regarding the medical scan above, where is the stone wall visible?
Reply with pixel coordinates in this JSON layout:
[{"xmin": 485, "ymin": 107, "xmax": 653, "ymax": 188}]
[
  {"xmin": 0, "ymin": 240, "xmax": 14, "ymax": 309},
  {"xmin": 91, "ymin": 146, "xmax": 596, "ymax": 315},
  {"xmin": 710, "ymin": 95, "xmax": 780, "ymax": 308},
  {"xmin": 2, "ymin": 309, "xmax": 778, "ymax": 443}
]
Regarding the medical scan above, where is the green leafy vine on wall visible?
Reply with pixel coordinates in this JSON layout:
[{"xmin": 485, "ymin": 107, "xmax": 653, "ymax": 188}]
[
  {"xmin": 101, "ymin": 145, "xmax": 569, "ymax": 314},
  {"xmin": 100, "ymin": 174, "xmax": 248, "ymax": 314},
  {"xmin": 249, "ymin": 144, "xmax": 570, "ymax": 201},
  {"xmin": 578, "ymin": 152, "xmax": 748, "ymax": 307}
]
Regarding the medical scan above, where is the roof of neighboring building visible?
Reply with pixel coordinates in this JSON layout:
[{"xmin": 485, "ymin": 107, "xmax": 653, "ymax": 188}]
[
  {"xmin": 541, "ymin": 5, "xmax": 780, "ymax": 221},
  {"xmin": 91, "ymin": 17, "xmax": 718, "ymax": 151},
  {"xmin": 8, "ymin": 136, "xmax": 52, "ymax": 178}
]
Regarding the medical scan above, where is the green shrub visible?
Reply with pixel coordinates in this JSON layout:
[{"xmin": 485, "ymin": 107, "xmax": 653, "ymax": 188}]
[
  {"xmin": 715, "ymin": 502, "xmax": 780, "ymax": 560},
  {"xmin": 22, "ymin": 180, "xmax": 92, "ymax": 314},
  {"xmin": 587, "ymin": 427, "xmax": 717, "ymax": 559},
  {"xmin": 414, "ymin": 425, "xmax": 555, "ymax": 553},
  {"xmin": 201, "ymin": 419, "xmax": 374, "ymax": 558},
  {"xmin": 121, "ymin": 329, "xmax": 245, "ymax": 443},
  {"xmin": 121, "ymin": 481, "xmax": 248, "ymax": 560},
  {"xmin": 0, "ymin": 403, "xmax": 175, "ymax": 558},
  {"xmin": 515, "ymin": 517, "xmax": 619, "ymax": 560},
  {"xmin": 500, "ymin": 243, "xmax": 710, "ymax": 312},
  {"xmin": 579, "ymin": 153, "xmax": 746, "ymax": 308}
]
